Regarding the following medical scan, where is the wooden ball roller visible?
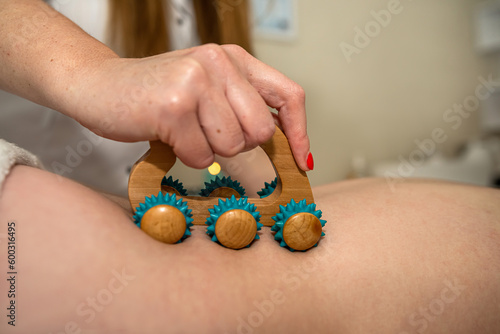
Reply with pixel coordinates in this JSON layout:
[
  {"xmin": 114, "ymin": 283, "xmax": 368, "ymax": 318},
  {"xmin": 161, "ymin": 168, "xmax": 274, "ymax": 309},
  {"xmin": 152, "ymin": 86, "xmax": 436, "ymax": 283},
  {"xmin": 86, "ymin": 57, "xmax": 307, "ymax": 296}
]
[
  {"xmin": 140, "ymin": 205, "xmax": 187, "ymax": 244},
  {"xmin": 208, "ymin": 187, "xmax": 241, "ymax": 198},
  {"xmin": 161, "ymin": 185, "xmax": 181, "ymax": 196},
  {"xmin": 214, "ymin": 209, "xmax": 258, "ymax": 249},
  {"xmin": 282, "ymin": 212, "xmax": 323, "ymax": 251}
]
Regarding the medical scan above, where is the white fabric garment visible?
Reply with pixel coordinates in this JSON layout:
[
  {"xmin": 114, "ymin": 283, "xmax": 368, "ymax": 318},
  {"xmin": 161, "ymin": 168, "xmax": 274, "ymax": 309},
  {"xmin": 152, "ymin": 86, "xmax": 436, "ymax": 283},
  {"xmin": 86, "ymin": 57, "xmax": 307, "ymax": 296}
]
[
  {"xmin": 0, "ymin": 140, "xmax": 43, "ymax": 192},
  {"xmin": 50, "ymin": 0, "xmax": 200, "ymax": 51},
  {"xmin": 167, "ymin": 0, "xmax": 201, "ymax": 50},
  {"xmin": 0, "ymin": 0, "xmax": 199, "ymax": 196}
]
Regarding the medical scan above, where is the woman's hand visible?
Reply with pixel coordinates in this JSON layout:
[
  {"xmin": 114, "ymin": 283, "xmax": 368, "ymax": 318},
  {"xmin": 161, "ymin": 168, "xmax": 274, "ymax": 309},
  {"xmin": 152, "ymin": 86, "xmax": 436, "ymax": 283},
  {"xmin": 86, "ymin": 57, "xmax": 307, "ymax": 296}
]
[
  {"xmin": 72, "ymin": 44, "xmax": 311, "ymax": 170},
  {"xmin": 0, "ymin": 1, "xmax": 310, "ymax": 170}
]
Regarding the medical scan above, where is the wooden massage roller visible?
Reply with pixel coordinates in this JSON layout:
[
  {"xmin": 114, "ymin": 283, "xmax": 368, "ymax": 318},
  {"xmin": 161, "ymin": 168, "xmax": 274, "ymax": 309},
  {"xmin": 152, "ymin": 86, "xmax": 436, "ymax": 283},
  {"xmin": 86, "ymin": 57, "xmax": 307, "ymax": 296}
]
[{"xmin": 128, "ymin": 126, "xmax": 326, "ymax": 251}]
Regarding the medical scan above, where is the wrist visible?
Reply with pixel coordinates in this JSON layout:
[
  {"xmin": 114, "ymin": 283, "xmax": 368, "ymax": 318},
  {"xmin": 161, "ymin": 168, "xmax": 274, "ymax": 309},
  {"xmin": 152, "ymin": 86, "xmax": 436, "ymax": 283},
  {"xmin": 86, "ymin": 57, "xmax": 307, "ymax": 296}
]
[
  {"xmin": 50, "ymin": 52, "xmax": 121, "ymax": 123},
  {"xmin": 62, "ymin": 57, "xmax": 140, "ymax": 140}
]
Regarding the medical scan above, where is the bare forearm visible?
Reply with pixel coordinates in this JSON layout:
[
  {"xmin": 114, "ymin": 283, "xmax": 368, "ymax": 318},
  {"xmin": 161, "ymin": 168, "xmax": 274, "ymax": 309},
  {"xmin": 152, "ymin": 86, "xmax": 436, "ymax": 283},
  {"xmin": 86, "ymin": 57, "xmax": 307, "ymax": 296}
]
[
  {"xmin": 0, "ymin": 0, "xmax": 311, "ymax": 170},
  {"xmin": 0, "ymin": 0, "xmax": 118, "ymax": 117}
]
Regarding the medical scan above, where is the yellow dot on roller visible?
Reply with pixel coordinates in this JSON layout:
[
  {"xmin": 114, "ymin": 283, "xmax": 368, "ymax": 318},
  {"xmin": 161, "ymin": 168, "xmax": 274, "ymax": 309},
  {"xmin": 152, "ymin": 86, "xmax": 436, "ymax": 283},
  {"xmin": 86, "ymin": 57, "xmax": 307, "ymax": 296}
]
[{"xmin": 208, "ymin": 162, "xmax": 221, "ymax": 175}]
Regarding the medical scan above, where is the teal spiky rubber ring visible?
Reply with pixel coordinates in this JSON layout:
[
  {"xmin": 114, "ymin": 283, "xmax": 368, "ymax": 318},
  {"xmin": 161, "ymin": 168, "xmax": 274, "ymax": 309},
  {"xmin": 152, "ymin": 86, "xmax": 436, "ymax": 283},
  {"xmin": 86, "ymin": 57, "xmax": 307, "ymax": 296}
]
[
  {"xmin": 272, "ymin": 199, "xmax": 327, "ymax": 252},
  {"xmin": 133, "ymin": 192, "xmax": 193, "ymax": 243},
  {"xmin": 161, "ymin": 176, "xmax": 188, "ymax": 196},
  {"xmin": 205, "ymin": 195, "xmax": 263, "ymax": 249},
  {"xmin": 257, "ymin": 177, "xmax": 278, "ymax": 198},
  {"xmin": 199, "ymin": 176, "xmax": 245, "ymax": 197}
]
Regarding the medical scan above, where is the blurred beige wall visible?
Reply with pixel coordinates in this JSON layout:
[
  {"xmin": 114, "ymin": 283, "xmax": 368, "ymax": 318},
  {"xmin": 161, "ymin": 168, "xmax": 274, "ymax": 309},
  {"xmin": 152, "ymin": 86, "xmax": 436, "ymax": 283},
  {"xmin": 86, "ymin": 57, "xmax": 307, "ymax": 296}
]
[{"xmin": 253, "ymin": 0, "xmax": 493, "ymax": 186}]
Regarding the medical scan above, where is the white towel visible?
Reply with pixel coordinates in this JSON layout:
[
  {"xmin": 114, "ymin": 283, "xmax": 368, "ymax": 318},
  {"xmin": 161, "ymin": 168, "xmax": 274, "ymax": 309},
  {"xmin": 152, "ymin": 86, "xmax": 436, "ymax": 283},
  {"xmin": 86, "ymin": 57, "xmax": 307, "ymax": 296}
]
[{"xmin": 0, "ymin": 139, "xmax": 43, "ymax": 192}]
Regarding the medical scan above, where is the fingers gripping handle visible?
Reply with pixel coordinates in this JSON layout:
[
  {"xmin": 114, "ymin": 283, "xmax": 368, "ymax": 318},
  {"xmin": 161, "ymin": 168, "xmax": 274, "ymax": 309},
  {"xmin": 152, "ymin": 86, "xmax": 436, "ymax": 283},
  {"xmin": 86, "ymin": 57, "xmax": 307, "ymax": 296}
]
[{"xmin": 128, "ymin": 126, "xmax": 314, "ymax": 226}]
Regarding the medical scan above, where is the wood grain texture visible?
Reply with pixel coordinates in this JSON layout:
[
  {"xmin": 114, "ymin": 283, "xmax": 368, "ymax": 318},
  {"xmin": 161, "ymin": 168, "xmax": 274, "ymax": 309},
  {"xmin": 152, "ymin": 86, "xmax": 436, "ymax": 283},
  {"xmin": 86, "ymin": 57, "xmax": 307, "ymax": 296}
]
[
  {"xmin": 161, "ymin": 185, "xmax": 181, "ymax": 196},
  {"xmin": 282, "ymin": 212, "xmax": 323, "ymax": 251},
  {"xmin": 214, "ymin": 209, "xmax": 257, "ymax": 249},
  {"xmin": 207, "ymin": 187, "xmax": 241, "ymax": 198},
  {"xmin": 128, "ymin": 126, "xmax": 314, "ymax": 227},
  {"xmin": 140, "ymin": 205, "xmax": 187, "ymax": 244}
]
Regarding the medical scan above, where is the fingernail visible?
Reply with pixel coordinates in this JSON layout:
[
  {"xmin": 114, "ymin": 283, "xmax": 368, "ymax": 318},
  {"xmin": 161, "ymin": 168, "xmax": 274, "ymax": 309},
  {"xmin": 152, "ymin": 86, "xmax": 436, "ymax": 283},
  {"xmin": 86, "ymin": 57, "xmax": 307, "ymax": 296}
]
[{"xmin": 307, "ymin": 152, "xmax": 314, "ymax": 171}]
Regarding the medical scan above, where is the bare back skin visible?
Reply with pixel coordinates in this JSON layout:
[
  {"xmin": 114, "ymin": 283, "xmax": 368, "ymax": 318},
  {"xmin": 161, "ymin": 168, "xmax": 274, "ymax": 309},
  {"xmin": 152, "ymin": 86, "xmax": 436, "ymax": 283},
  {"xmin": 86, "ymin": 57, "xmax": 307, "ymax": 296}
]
[{"xmin": 1, "ymin": 165, "xmax": 499, "ymax": 334}]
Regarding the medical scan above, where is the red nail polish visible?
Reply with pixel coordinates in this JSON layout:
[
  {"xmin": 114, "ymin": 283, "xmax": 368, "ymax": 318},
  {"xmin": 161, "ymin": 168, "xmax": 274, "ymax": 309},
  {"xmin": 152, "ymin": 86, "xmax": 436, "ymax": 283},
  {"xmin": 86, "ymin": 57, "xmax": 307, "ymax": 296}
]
[{"xmin": 307, "ymin": 152, "xmax": 314, "ymax": 170}]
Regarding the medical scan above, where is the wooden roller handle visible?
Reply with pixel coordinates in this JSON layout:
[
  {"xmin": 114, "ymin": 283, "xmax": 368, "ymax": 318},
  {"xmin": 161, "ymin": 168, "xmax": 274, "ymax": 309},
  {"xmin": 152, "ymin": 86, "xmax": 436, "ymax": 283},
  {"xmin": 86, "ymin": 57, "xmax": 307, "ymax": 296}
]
[{"xmin": 128, "ymin": 126, "xmax": 314, "ymax": 227}]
